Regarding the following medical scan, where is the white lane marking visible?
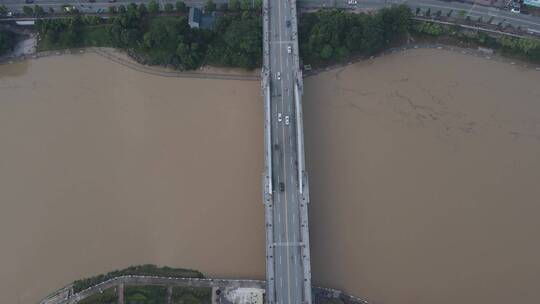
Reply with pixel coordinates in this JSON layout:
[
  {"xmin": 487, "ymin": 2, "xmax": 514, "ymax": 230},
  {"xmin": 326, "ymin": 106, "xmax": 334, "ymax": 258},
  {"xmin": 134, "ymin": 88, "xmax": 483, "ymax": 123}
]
[
  {"xmin": 278, "ymin": 212, "xmax": 281, "ymax": 223},
  {"xmin": 279, "ymin": 255, "xmax": 282, "ymax": 265},
  {"xmin": 417, "ymin": 2, "xmax": 540, "ymax": 27}
]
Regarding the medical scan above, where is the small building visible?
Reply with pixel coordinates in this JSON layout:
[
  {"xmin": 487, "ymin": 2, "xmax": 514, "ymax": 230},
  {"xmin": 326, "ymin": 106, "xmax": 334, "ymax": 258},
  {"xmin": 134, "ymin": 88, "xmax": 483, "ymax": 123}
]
[{"xmin": 188, "ymin": 7, "xmax": 202, "ymax": 28}]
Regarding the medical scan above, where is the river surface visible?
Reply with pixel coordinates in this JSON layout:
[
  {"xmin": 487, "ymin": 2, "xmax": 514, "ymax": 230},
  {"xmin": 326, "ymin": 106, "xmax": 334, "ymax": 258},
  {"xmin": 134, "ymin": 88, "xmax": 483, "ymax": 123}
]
[{"xmin": 1, "ymin": 49, "xmax": 540, "ymax": 304}]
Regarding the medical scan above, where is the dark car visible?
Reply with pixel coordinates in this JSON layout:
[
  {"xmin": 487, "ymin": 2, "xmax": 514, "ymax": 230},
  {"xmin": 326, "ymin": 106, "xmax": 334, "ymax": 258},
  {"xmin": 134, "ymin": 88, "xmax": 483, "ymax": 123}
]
[
  {"xmin": 25, "ymin": 0, "xmax": 34, "ymax": 3},
  {"xmin": 279, "ymin": 182, "xmax": 285, "ymax": 192},
  {"xmin": 286, "ymin": 20, "xmax": 291, "ymax": 27}
]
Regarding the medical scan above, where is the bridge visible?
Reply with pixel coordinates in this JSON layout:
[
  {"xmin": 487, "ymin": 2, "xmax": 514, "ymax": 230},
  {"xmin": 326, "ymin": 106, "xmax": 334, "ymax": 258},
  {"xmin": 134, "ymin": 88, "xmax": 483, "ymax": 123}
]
[{"xmin": 261, "ymin": 0, "xmax": 311, "ymax": 303}]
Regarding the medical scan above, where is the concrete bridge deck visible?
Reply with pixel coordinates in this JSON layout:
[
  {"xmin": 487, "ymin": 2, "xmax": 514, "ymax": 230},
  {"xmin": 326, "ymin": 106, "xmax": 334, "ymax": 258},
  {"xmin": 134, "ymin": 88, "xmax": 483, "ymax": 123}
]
[{"xmin": 261, "ymin": 0, "xmax": 312, "ymax": 303}]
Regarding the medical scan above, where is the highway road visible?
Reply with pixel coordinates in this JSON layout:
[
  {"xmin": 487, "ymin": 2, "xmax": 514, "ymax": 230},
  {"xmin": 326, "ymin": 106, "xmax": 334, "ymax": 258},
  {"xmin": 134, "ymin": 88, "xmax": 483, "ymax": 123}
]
[
  {"xmin": 0, "ymin": 0, "xmax": 227, "ymax": 14},
  {"xmin": 266, "ymin": 0, "xmax": 305, "ymax": 302},
  {"xmin": 2, "ymin": 0, "xmax": 540, "ymax": 32},
  {"xmin": 297, "ymin": 0, "xmax": 540, "ymax": 32}
]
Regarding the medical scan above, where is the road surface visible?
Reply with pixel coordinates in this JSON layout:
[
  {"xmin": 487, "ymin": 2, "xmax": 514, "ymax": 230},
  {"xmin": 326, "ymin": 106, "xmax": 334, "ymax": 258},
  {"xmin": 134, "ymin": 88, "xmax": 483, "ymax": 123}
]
[{"xmin": 267, "ymin": 0, "xmax": 305, "ymax": 301}]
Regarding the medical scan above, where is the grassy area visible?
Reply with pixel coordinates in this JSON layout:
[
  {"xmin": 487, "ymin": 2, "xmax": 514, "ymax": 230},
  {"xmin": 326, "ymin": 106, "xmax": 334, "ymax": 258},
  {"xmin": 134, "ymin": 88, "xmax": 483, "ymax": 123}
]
[
  {"xmin": 37, "ymin": 24, "xmax": 112, "ymax": 51},
  {"xmin": 81, "ymin": 25, "xmax": 113, "ymax": 47},
  {"xmin": 172, "ymin": 286, "xmax": 212, "ymax": 304},
  {"xmin": 78, "ymin": 288, "xmax": 117, "ymax": 304},
  {"xmin": 125, "ymin": 285, "xmax": 167, "ymax": 304},
  {"xmin": 72, "ymin": 265, "xmax": 204, "ymax": 293}
]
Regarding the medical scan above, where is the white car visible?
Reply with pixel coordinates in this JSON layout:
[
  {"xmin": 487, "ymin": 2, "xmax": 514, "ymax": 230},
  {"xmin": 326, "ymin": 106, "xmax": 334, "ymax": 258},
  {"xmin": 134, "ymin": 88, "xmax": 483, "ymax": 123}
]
[
  {"xmin": 287, "ymin": 46, "xmax": 292, "ymax": 54},
  {"xmin": 510, "ymin": 7, "xmax": 520, "ymax": 13},
  {"xmin": 278, "ymin": 113, "xmax": 282, "ymax": 122},
  {"xmin": 285, "ymin": 116, "xmax": 289, "ymax": 125},
  {"xmin": 277, "ymin": 72, "xmax": 281, "ymax": 80}
]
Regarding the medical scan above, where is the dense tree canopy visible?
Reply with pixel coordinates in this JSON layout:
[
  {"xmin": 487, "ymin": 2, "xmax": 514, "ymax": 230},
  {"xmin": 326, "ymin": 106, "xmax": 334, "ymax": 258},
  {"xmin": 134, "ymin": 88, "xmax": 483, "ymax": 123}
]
[
  {"xmin": 207, "ymin": 13, "xmax": 262, "ymax": 68},
  {"xmin": 0, "ymin": 30, "xmax": 16, "ymax": 55},
  {"xmin": 299, "ymin": 6, "xmax": 412, "ymax": 64}
]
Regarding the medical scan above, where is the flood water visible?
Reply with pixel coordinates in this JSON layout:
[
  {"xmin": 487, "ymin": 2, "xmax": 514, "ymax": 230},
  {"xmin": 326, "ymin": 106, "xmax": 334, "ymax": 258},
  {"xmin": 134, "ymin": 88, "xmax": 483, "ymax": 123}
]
[{"xmin": 1, "ymin": 49, "xmax": 540, "ymax": 304}]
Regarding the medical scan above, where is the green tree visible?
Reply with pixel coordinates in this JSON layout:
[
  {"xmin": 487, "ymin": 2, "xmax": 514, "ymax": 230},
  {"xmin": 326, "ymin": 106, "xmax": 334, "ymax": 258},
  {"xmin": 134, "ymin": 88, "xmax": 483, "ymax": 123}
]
[
  {"xmin": 138, "ymin": 3, "xmax": 148, "ymax": 16},
  {"xmin": 205, "ymin": 0, "xmax": 216, "ymax": 11},
  {"xmin": 118, "ymin": 5, "xmax": 126, "ymax": 14},
  {"xmin": 108, "ymin": 5, "xmax": 116, "ymax": 14},
  {"xmin": 148, "ymin": 0, "xmax": 160, "ymax": 15},
  {"xmin": 175, "ymin": 1, "xmax": 187, "ymax": 13},
  {"xmin": 219, "ymin": 3, "xmax": 228, "ymax": 11},
  {"xmin": 320, "ymin": 44, "xmax": 333, "ymax": 59},
  {"xmin": 254, "ymin": 0, "xmax": 262, "ymax": 12},
  {"xmin": 241, "ymin": 0, "xmax": 250, "ymax": 11},
  {"xmin": 164, "ymin": 3, "xmax": 174, "ymax": 13},
  {"xmin": 34, "ymin": 5, "xmax": 45, "ymax": 17},
  {"xmin": 22, "ymin": 6, "xmax": 34, "ymax": 16},
  {"xmin": 0, "ymin": 30, "xmax": 16, "ymax": 55},
  {"xmin": 229, "ymin": 0, "xmax": 240, "ymax": 11},
  {"xmin": 0, "ymin": 5, "xmax": 8, "ymax": 16}
]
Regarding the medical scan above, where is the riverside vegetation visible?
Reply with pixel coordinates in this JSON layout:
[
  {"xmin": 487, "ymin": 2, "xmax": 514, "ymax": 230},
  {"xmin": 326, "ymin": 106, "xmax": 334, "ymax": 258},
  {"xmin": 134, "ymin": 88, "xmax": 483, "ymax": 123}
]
[
  {"xmin": 35, "ymin": 1, "xmax": 262, "ymax": 69},
  {"xmin": 410, "ymin": 20, "xmax": 540, "ymax": 63},
  {"xmin": 33, "ymin": 4, "xmax": 413, "ymax": 70},
  {"xmin": 7, "ymin": 4, "xmax": 540, "ymax": 68},
  {"xmin": 69, "ymin": 265, "xmax": 208, "ymax": 303},
  {"xmin": 72, "ymin": 264, "xmax": 203, "ymax": 292},
  {"xmin": 0, "ymin": 29, "xmax": 17, "ymax": 56},
  {"xmin": 78, "ymin": 286, "xmax": 211, "ymax": 304}
]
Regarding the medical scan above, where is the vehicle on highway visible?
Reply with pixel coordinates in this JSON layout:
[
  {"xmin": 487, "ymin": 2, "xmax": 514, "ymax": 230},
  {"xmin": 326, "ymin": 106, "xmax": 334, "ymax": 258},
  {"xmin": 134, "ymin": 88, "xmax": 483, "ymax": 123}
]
[
  {"xmin": 348, "ymin": 0, "xmax": 358, "ymax": 5},
  {"xmin": 286, "ymin": 20, "xmax": 291, "ymax": 27},
  {"xmin": 287, "ymin": 46, "xmax": 292, "ymax": 54},
  {"xmin": 279, "ymin": 182, "xmax": 285, "ymax": 192},
  {"xmin": 277, "ymin": 72, "xmax": 281, "ymax": 80},
  {"xmin": 62, "ymin": 5, "xmax": 76, "ymax": 13},
  {"xmin": 285, "ymin": 116, "xmax": 289, "ymax": 125},
  {"xmin": 278, "ymin": 113, "xmax": 282, "ymax": 122},
  {"xmin": 511, "ymin": 7, "xmax": 521, "ymax": 13},
  {"xmin": 25, "ymin": 0, "xmax": 34, "ymax": 3},
  {"xmin": 109, "ymin": 0, "xmax": 117, "ymax": 3}
]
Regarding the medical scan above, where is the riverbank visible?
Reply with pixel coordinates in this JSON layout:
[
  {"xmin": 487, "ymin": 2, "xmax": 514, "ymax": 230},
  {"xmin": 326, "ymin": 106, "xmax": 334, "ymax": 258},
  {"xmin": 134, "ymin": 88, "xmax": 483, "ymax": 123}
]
[
  {"xmin": 41, "ymin": 265, "xmax": 367, "ymax": 304},
  {"xmin": 0, "ymin": 46, "xmax": 260, "ymax": 80}
]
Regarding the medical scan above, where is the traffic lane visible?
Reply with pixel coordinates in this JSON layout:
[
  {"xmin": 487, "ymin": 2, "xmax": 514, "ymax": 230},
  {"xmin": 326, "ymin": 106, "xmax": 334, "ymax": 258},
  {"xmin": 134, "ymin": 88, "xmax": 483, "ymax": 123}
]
[
  {"xmin": 0, "ymin": 0, "xmax": 228, "ymax": 12},
  {"xmin": 297, "ymin": 0, "xmax": 540, "ymax": 31}
]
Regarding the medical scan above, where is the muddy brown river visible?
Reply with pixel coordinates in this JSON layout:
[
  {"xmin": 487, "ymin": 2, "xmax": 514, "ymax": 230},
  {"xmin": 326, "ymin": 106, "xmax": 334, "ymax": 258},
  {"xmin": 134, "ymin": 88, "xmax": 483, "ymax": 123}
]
[{"xmin": 1, "ymin": 49, "xmax": 539, "ymax": 304}]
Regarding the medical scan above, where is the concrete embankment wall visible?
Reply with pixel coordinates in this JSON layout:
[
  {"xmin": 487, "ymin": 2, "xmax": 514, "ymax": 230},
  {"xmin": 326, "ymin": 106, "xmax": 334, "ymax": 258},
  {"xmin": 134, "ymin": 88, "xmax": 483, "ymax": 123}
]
[{"xmin": 40, "ymin": 275, "xmax": 369, "ymax": 304}]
